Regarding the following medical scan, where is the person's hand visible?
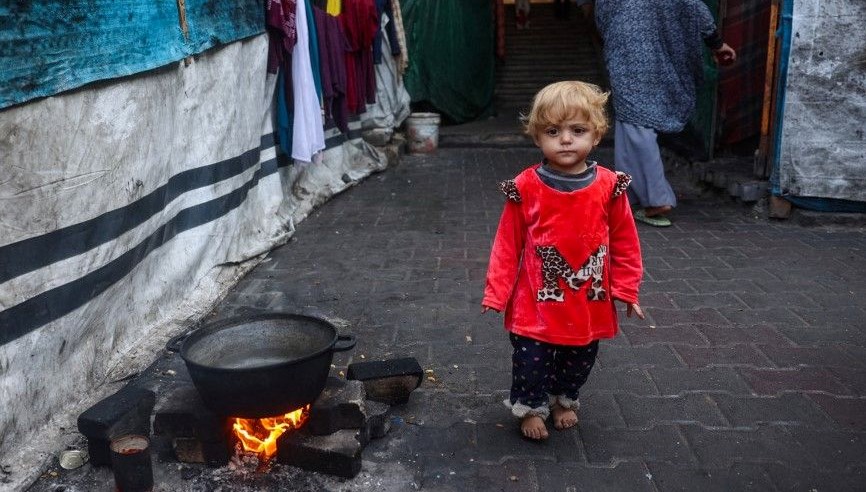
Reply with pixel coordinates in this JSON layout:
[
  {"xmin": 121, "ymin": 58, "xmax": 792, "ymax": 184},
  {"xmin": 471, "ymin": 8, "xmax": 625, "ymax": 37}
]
[
  {"xmin": 614, "ymin": 299, "xmax": 645, "ymax": 319},
  {"xmin": 482, "ymin": 305, "xmax": 501, "ymax": 314},
  {"xmin": 713, "ymin": 43, "xmax": 737, "ymax": 66},
  {"xmin": 626, "ymin": 303, "xmax": 645, "ymax": 319}
]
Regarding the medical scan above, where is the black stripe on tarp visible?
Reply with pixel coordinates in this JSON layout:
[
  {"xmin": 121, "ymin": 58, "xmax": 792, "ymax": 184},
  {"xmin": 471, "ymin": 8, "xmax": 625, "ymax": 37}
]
[
  {"xmin": 260, "ymin": 132, "xmax": 276, "ymax": 149},
  {"xmin": 326, "ymin": 133, "xmax": 349, "ymax": 149},
  {"xmin": 0, "ymin": 155, "xmax": 282, "ymax": 346},
  {"xmin": 273, "ymin": 126, "xmax": 349, "ymax": 155},
  {"xmin": 0, "ymin": 134, "xmax": 276, "ymax": 284}
]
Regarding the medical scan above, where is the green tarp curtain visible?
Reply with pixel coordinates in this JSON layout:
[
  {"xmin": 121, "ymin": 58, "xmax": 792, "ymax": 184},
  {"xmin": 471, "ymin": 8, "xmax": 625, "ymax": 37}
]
[
  {"xmin": 691, "ymin": 0, "xmax": 721, "ymax": 155},
  {"xmin": 400, "ymin": 0, "xmax": 494, "ymax": 123}
]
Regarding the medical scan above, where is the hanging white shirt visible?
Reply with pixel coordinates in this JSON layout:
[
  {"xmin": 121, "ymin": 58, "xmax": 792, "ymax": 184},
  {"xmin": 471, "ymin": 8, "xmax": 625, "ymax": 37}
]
[{"xmin": 291, "ymin": 0, "xmax": 325, "ymax": 162}]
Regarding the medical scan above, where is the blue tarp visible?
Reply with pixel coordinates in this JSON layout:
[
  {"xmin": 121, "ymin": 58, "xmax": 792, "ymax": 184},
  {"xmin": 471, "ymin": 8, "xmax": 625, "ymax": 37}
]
[{"xmin": 0, "ymin": 0, "xmax": 263, "ymax": 109}]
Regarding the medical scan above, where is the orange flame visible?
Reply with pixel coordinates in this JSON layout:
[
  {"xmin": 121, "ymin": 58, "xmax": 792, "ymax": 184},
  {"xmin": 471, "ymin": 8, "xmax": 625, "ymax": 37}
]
[{"xmin": 231, "ymin": 405, "xmax": 310, "ymax": 460}]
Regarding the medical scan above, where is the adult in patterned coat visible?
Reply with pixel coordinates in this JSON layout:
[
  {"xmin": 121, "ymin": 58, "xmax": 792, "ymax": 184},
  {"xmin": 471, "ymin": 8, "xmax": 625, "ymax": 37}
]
[{"xmin": 595, "ymin": 0, "xmax": 736, "ymax": 227}]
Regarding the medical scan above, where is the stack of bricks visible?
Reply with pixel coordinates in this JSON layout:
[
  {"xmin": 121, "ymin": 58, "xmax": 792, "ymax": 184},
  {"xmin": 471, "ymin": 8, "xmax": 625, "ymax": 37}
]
[
  {"xmin": 77, "ymin": 354, "xmax": 423, "ymax": 479},
  {"xmin": 77, "ymin": 385, "xmax": 156, "ymax": 466},
  {"xmin": 152, "ymin": 384, "xmax": 233, "ymax": 467},
  {"xmin": 277, "ymin": 357, "xmax": 423, "ymax": 478}
]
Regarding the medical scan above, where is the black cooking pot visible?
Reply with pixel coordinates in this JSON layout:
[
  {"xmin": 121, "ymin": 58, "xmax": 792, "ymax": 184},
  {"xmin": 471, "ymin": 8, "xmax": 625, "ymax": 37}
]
[{"xmin": 179, "ymin": 312, "xmax": 355, "ymax": 418}]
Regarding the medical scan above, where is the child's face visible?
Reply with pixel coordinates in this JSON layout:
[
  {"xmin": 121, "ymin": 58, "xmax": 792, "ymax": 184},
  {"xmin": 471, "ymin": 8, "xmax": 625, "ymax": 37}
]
[{"xmin": 533, "ymin": 116, "xmax": 601, "ymax": 174}]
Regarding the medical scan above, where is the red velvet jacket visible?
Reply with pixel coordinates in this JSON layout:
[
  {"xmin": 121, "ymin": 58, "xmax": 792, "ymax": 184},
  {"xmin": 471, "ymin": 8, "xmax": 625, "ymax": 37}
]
[{"xmin": 483, "ymin": 164, "xmax": 643, "ymax": 346}]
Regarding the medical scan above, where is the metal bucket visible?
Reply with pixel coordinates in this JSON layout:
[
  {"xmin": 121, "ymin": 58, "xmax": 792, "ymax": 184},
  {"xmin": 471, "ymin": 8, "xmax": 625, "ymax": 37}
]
[{"xmin": 405, "ymin": 112, "xmax": 441, "ymax": 154}]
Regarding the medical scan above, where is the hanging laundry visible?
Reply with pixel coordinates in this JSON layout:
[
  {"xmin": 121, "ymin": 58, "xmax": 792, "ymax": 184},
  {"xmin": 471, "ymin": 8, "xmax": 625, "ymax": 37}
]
[
  {"xmin": 292, "ymin": 0, "xmax": 326, "ymax": 161},
  {"xmin": 341, "ymin": 0, "xmax": 379, "ymax": 114},
  {"xmin": 372, "ymin": 0, "xmax": 401, "ymax": 66},
  {"xmin": 327, "ymin": 0, "xmax": 341, "ymax": 15},
  {"xmin": 315, "ymin": 7, "xmax": 351, "ymax": 133},
  {"xmin": 275, "ymin": 69, "xmax": 295, "ymax": 155},
  {"xmin": 304, "ymin": 0, "xmax": 323, "ymax": 100},
  {"xmin": 268, "ymin": 0, "xmax": 299, "ymax": 155},
  {"xmin": 266, "ymin": 0, "xmax": 298, "ymax": 73}
]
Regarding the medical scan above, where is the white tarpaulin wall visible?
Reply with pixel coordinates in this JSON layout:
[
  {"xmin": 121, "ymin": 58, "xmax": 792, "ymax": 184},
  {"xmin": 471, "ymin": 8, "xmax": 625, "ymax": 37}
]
[
  {"xmin": 0, "ymin": 30, "xmax": 397, "ymax": 483},
  {"xmin": 778, "ymin": 0, "xmax": 866, "ymax": 201}
]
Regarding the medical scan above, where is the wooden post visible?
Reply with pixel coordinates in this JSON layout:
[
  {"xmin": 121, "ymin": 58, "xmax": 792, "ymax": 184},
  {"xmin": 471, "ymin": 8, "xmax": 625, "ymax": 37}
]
[
  {"xmin": 177, "ymin": 0, "xmax": 193, "ymax": 66},
  {"xmin": 177, "ymin": 0, "xmax": 189, "ymax": 39},
  {"xmin": 755, "ymin": 0, "xmax": 780, "ymax": 178},
  {"xmin": 769, "ymin": 195, "xmax": 792, "ymax": 219}
]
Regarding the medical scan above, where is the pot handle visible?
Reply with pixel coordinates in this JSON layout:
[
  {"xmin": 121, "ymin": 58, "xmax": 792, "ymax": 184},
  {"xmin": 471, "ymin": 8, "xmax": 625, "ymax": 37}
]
[
  {"xmin": 333, "ymin": 334, "xmax": 356, "ymax": 352},
  {"xmin": 165, "ymin": 332, "xmax": 191, "ymax": 353}
]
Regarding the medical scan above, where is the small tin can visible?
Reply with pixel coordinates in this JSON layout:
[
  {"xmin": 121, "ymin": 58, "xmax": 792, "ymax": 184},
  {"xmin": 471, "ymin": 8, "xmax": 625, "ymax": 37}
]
[
  {"xmin": 109, "ymin": 435, "xmax": 153, "ymax": 492},
  {"xmin": 59, "ymin": 450, "xmax": 88, "ymax": 469}
]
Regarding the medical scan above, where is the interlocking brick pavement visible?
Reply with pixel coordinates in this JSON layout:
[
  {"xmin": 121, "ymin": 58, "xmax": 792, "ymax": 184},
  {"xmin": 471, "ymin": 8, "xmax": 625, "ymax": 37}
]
[
  {"xmin": 200, "ymin": 147, "xmax": 866, "ymax": 490},
  {"xmin": 24, "ymin": 145, "xmax": 864, "ymax": 492},
  {"xmin": 208, "ymin": 147, "xmax": 866, "ymax": 489}
]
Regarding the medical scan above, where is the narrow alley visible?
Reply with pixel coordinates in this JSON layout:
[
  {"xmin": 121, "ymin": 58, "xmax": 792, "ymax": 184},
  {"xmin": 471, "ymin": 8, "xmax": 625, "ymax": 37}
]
[
  {"xmin": 8, "ymin": 1, "xmax": 866, "ymax": 490},
  {"xmin": 31, "ymin": 146, "xmax": 866, "ymax": 491}
]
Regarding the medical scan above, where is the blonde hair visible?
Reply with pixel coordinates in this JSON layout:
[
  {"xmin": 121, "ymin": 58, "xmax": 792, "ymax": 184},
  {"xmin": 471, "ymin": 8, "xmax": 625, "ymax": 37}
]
[{"xmin": 523, "ymin": 81, "xmax": 610, "ymax": 138}]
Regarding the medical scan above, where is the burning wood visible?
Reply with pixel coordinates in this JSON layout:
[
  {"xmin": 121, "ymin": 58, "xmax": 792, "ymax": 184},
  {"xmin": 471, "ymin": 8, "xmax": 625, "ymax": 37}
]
[{"xmin": 231, "ymin": 405, "xmax": 310, "ymax": 461}]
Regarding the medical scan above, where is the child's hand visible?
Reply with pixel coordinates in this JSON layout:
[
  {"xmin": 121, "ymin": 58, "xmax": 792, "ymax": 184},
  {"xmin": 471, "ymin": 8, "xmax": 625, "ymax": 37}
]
[
  {"xmin": 627, "ymin": 303, "xmax": 645, "ymax": 319},
  {"xmin": 614, "ymin": 299, "xmax": 645, "ymax": 319},
  {"xmin": 482, "ymin": 305, "xmax": 501, "ymax": 314}
]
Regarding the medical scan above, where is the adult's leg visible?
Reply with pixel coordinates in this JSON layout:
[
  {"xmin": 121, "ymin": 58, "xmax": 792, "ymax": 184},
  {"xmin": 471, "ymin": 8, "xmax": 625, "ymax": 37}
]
[
  {"xmin": 614, "ymin": 120, "xmax": 677, "ymax": 211},
  {"xmin": 508, "ymin": 333, "xmax": 554, "ymax": 439}
]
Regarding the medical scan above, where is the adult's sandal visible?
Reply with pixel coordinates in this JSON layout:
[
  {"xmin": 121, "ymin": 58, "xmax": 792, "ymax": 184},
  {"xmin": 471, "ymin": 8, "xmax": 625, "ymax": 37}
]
[{"xmin": 634, "ymin": 209, "xmax": 672, "ymax": 227}]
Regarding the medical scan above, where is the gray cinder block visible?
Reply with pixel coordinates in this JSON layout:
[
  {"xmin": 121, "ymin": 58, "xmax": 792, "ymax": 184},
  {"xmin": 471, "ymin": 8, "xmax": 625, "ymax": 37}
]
[{"xmin": 346, "ymin": 358, "xmax": 423, "ymax": 405}]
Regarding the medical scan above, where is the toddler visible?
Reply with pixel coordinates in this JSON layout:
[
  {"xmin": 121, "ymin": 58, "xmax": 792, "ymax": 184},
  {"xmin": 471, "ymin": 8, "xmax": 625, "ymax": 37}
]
[{"xmin": 483, "ymin": 81, "xmax": 644, "ymax": 440}]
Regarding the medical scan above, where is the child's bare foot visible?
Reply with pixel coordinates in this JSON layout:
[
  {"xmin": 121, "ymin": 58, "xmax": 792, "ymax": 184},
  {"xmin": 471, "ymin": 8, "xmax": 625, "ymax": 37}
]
[
  {"xmin": 520, "ymin": 415, "xmax": 549, "ymax": 440},
  {"xmin": 552, "ymin": 405, "xmax": 578, "ymax": 430}
]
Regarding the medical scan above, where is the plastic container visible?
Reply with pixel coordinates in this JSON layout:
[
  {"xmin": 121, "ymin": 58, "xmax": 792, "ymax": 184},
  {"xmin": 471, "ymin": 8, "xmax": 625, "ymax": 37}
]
[{"xmin": 405, "ymin": 112, "xmax": 441, "ymax": 154}]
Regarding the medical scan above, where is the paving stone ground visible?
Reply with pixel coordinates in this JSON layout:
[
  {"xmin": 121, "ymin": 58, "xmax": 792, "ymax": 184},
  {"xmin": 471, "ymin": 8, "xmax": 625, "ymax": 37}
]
[
  {"xmin": 27, "ymin": 146, "xmax": 866, "ymax": 491},
  {"xmin": 212, "ymin": 147, "xmax": 866, "ymax": 490}
]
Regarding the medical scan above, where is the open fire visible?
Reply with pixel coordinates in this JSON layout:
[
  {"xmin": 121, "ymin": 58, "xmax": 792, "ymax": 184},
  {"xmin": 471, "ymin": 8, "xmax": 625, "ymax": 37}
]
[{"xmin": 231, "ymin": 405, "xmax": 310, "ymax": 460}]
